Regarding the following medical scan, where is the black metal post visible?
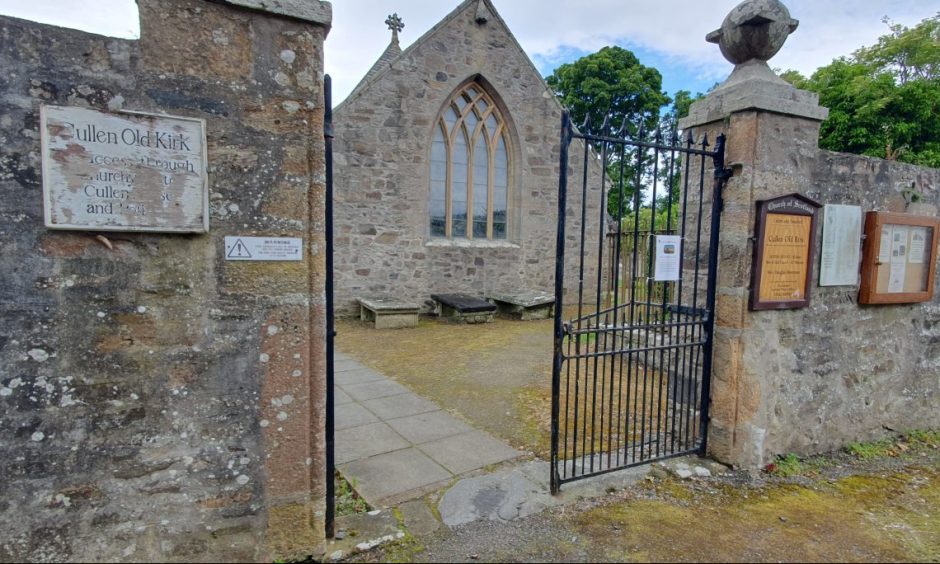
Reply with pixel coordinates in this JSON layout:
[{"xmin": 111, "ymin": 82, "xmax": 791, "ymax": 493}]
[
  {"xmin": 699, "ymin": 133, "xmax": 732, "ymax": 455},
  {"xmin": 323, "ymin": 75, "xmax": 336, "ymax": 538},
  {"xmin": 550, "ymin": 111, "xmax": 571, "ymax": 495}
]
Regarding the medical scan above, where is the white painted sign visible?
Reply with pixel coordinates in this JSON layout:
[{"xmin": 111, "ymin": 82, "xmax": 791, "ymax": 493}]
[
  {"xmin": 224, "ymin": 237, "xmax": 303, "ymax": 261},
  {"xmin": 654, "ymin": 235, "xmax": 682, "ymax": 281},
  {"xmin": 819, "ymin": 204, "xmax": 862, "ymax": 286},
  {"xmin": 41, "ymin": 105, "xmax": 208, "ymax": 232}
]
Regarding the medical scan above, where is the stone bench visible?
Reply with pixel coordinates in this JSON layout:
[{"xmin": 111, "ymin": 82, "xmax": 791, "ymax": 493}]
[
  {"xmin": 487, "ymin": 291, "xmax": 555, "ymax": 320},
  {"xmin": 357, "ymin": 297, "xmax": 421, "ymax": 329},
  {"xmin": 430, "ymin": 293, "xmax": 496, "ymax": 324}
]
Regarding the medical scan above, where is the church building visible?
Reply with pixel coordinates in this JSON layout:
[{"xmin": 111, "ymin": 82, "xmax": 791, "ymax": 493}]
[{"xmin": 333, "ymin": 0, "xmax": 603, "ymax": 315}]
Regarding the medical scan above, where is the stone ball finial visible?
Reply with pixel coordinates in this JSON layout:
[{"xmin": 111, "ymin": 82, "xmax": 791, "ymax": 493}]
[{"xmin": 706, "ymin": 0, "xmax": 799, "ymax": 65}]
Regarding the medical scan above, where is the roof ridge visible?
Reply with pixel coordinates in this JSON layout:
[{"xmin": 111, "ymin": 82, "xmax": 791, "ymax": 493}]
[{"xmin": 334, "ymin": 0, "xmax": 567, "ymax": 119}]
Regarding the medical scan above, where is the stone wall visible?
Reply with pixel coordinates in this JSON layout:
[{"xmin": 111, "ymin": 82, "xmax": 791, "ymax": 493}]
[
  {"xmin": 0, "ymin": 0, "xmax": 331, "ymax": 561},
  {"xmin": 332, "ymin": 0, "xmax": 603, "ymax": 315},
  {"xmin": 685, "ymin": 100, "xmax": 940, "ymax": 469}
]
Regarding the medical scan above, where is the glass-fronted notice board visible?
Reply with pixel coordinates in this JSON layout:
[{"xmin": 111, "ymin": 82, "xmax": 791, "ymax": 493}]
[{"xmin": 859, "ymin": 212, "xmax": 939, "ymax": 304}]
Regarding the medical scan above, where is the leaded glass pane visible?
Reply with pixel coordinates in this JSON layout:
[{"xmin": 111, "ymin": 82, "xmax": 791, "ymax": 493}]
[
  {"xmin": 466, "ymin": 87, "xmax": 479, "ymax": 99},
  {"xmin": 452, "ymin": 132, "xmax": 469, "ymax": 238},
  {"xmin": 445, "ymin": 107, "xmax": 459, "ymax": 128},
  {"xmin": 477, "ymin": 98, "xmax": 489, "ymax": 113},
  {"xmin": 472, "ymin": 135, "xmax": 488, "ymax": 238},
  {"xmin": 486, "ymin": 115, "xmax": 497, "ymax": 137},
  {"xmin": 493, "ymin": 135, "xmax": 508, "ymax": 239},
  {"xmin": 493, "ymin": 221, "xmax": 507, "ymax": 239},
  {"xmin": 465, "ymin": 111, "xmax": 478, "ymax": 132},
  {"xmin": 430, "ymin": 124, "xmax": 447, "ymax": 237}
]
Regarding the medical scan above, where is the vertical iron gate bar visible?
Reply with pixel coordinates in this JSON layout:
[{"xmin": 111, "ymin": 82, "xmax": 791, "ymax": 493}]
[
  {"xmin": 550, "ymin": 111, "xmax": 572, "ymax": 495},
  {"xmin": 700, "ymin": 134, "xmax": 733, "ymax": 454},
  {"xmin": 613, "ymin": 140, "xmax": 628, "ymax": 467},
  {"xmin": 323, "ymin": 75, "xmax": 336, "ymax": 538},
  {"xmin": 551, "ymin": 111, "xmax": 729, "ymax": 490}
]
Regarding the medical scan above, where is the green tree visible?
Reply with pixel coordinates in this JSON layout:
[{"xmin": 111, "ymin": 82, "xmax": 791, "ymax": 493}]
[
  {"xmin": 781, "ymin": 14, "xmax": 940, "ymax": 167},
  {"xmin": 546, "ymin": 46, "xmax": 671, "ymax": 218},
  {"xmin": 546, "ymin": 46, "xmax": 670, "ymax": 140}
]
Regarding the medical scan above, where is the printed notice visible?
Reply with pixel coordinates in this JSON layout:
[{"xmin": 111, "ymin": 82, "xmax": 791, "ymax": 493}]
[
  {"xmin": 888, "ymin": 226, "xmax": 908, "ymax": 293},
  {"xmin": 654, "ymin": 235, "xmax": 682, "ymax": 281},
  {"xmin": 908, "ymin": 227, "xmax": 927, "ymax": 264},
  {"xmin": 878, "ymin": 227, "xmax": 893, "ymax": 264},
  {"xmin": 225, "ymin": 237, "xmax": 303, "ymax": 261},
  {"xmin": 819, "ymin": 204, "xmax": 862, "ymax": 286},
  {"xmin": 41, "ymin": 105, "xmax": 208, "ymax": 232}
]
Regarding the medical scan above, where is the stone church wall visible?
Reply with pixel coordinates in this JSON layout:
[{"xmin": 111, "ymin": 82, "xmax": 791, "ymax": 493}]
[
  {"xmin": 0, "ymin": 0, "xmax": 330, "ymax": 561},
  {"xmin": 332, "ymin": 1, "xmax": 604, "ymax": 315}
]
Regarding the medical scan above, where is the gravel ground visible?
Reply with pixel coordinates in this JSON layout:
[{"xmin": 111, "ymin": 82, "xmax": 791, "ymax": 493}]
[{"xmin": 348, "ymin": 438, "xmax": 940, "ymax": 563}]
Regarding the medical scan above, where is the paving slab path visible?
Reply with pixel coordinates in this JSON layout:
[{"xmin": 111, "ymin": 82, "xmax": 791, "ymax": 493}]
[{"xmin": 334, "ymin": 351, "xmax": 521, "ymax": 507}]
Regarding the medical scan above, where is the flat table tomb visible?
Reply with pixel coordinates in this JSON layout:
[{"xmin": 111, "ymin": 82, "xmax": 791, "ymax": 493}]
[
  {"xmin": 430, "ymin": 293, "xmax": 496, "ymax": 324},
  {"xmin": 357, "ymin": 297, "xmax": 421, "ymax": 329}
]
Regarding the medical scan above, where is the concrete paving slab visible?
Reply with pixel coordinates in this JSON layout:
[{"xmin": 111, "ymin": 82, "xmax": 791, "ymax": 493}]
[
  {"xmin": 341, "ymin": 447, "xmax": 452, "ymax": 505},
  {"xmin": 334, "ymin": 358, "xmax": 363, "ymax": 372},
  {"xmin": 419, "ymin": 430, "xmax": 520, "ymax": 475},
  {"xmin": 362, "ymin": 393, "xmax": 440, "ymax": 420},
  {"xmin": 386, "ymin": 410, "xmax": 473, "ymax": 444},
  {"xmin": 336, "ymin": 402, "xmax": 380, "ymax": 431},
  {"xmin": 334, "ymin": 387, "xmax": 354, "ymax": 406},
  {"xmin": 342, "ymin": 379, "xmax": 410, "ymax": 401},
  {"xmin": 335, "ymin": 422, "xmax": 410, "ymax": 465},
  {"xmin": 438, "ymin": 469, "xmax": 551, "ymax": 528},
  {"xmin": 398, "ymin": 499, "xmax": 441, "ymax": 537},
  {"xmin": 335, "ymin": 367, "xmax": 387, "ymax": 386}
]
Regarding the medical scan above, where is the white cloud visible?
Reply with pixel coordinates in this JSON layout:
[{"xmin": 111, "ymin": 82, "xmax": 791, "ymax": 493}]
[
  {"xmin": 0, "ymin": 0, "xmax": 139, "ymax": 38},
  {"xmin": 0, "ymin": 0, "xmax": 935, "ymax": 103}
]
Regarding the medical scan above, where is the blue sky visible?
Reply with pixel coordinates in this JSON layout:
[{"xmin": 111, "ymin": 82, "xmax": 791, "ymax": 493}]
[
  {"xmin": 1, "ymin": 0, "xmax": 936, "ymax": 106},
  {"xmin": 531, "ymin": 44, "xmax": 722, "ymax": 102}
]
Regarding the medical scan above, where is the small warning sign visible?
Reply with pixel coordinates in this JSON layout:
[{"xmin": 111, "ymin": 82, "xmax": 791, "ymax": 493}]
[
  {"xmin": 224, "ymin": 236, "xmax": 302, "ymax": 261},
  {"xmin": 227, "ymin": 239, "xmax": 252, "ymax": 259}
]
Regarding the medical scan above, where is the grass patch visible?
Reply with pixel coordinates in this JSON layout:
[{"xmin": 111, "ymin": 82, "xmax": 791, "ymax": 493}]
[
  {"xmin": 846, "ymin": 438, "xmax": 897, "ymax": 459},
  {"xmin": 765, "ymin": 453, "xmax": 834, "ymax": 477},
  {"xmin": 768, "ymin": 453, "xmax": 803, "ymax": 477},
  {"xmin": 906, "ymin": 429, "xmax": 940, "ymax": 447},
  {"xmin": 572, "ymin": 470, "xmax": 934, "ymax": 562},
  {"xmin": 335, "ymin": 472, "xmax": 369, "ymax": 517}
]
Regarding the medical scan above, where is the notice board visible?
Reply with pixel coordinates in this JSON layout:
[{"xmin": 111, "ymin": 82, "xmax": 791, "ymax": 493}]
[
  {"xmin": 750, "ymin": 193, "xmax": 821, "ymax": 310},
  {"xmin": 859, "ymin": 211, "xmax": 939, "ymax": 304}
]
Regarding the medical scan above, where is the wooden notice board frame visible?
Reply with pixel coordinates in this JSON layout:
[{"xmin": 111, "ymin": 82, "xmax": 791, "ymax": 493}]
[
  {"xmin": 859, "ymin": 211, "xmax": 939, "ymax": 305},
  {"xmin": 749, "ymin": 193, "xmax": 821, "ymax": 311}
]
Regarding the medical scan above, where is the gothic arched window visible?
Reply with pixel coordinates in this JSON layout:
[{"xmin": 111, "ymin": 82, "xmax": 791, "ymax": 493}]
[{"xmin": 430, "ymin": 83, "xmax": 509, "ymax": 240}]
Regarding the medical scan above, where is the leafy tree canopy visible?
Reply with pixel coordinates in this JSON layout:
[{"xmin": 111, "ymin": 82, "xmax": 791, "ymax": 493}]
[
  {"xmin": 546, "ymin": 46, "xmax": 675, "ymax": 218},
  {"xmin": 781, "ymin": 13, "xmax": 940, "ymax": 167},
  {"xmin": 545, "ymin": 46, "xmax": 671, "ymax": 139}
]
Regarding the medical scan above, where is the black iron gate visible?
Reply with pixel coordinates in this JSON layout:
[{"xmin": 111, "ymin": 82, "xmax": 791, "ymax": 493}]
[
  {"xmin": 324, "ymin": 75, "xmax": 336, "ymax": 537},
  {"xmin": 550, "ymin": 111, "xmax": 731, "ymax": 493}
]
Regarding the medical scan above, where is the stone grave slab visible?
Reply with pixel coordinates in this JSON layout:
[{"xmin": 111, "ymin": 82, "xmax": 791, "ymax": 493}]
[
  {"xmin": 358, "ymin": 297, "xmax": 421, "ymax": 329},
  {"xmin": 487, "ymin": 290, "xmax": 555, "ymax": 320},
  {"xmin": 430, "ymin": 293, "xmax": 496, "ymax": 324}
]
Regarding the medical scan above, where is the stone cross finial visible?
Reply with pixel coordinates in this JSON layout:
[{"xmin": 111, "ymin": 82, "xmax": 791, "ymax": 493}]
[{"xmin": 385, "ymin": 13, "xmax": 404, "ymax": 36}]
